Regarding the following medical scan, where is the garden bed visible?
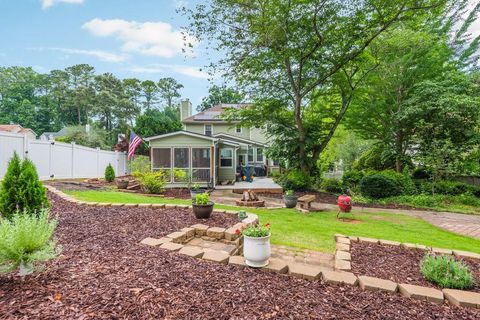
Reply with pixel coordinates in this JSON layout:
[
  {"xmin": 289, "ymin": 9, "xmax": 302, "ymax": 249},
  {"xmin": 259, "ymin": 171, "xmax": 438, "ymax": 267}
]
[
  {"xmin": 1, "ymin": 194, "xmax": 479, "ymax": 319},
  {"xmin": 351, "ymin": 242, "xmax": 480, "ymax": 293}
]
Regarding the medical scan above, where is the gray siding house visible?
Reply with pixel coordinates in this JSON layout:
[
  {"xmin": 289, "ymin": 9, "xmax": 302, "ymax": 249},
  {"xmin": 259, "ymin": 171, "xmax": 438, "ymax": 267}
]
[{"xmin": 145, "ymin": 100, "xmax": 278, "ymax": 187}]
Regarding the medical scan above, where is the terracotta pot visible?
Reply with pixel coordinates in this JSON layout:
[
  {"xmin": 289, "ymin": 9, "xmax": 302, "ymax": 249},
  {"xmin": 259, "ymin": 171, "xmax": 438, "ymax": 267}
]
[
  {"xmin": 116, "ymin": 179, "xmax": 129, "ymax": 189},
  {"xmin": 243, "ymin": 234, "xmax": 271, "ymax": 268},
  {"xmin": 192, "ymin": 201, "xmax": 214, "ymax": 219},
  {"xmin": 283, "ymin": 195, "xmax": 298, "ymax": 208}
]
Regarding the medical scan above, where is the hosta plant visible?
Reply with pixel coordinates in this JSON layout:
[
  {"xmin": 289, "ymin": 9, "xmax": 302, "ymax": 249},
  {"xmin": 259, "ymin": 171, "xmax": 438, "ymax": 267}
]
[
  {"xmin": 0, "ymin": 210, "xmax": 61, "ymax": 276},
  {"xmin": 420, "ymin": 254, "xmax": 475, "ymax": 290}
]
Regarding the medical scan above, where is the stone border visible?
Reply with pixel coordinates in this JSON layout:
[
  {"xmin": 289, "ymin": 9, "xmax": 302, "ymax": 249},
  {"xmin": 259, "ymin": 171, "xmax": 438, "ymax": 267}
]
[{"xmin": 334, "ymin": 234, "xmax": 480, "ymax": 309}]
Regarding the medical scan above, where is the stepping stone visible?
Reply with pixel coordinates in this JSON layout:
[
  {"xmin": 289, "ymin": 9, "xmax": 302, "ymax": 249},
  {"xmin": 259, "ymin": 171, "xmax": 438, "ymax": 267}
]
[
  {"xmin": 140, "ymin": 237, "xmax": 165, "ymax": 247},
  {"xmin": 229, "ymin": 255, "xmax": 246, "ymax": 266},
  {"xmin": 166, "ymin": 231, "xmax": 187, "ymax": 243},
  {"xmin": 176, "ymin": 204, "xmax": 190, "ymax": 209},
  {"xmin": 213, "ymin": 209, "xmax": 227, "ymax": 213},
  {"xmin": 165, "ymin": 204, "xmax": 177, "ymax": 209},
  {"xmin": 401, "ymin": 243, "xmax": 416, "ymax": 249},
  {"xmin": 398, "ymin": 283, "xmax": 444, "ymax": 304},
  {"xmin": 138, "ymin": 203, "xmax": 152, "ymax": 208},
  {"xmin": 124, "ymin": 203, "xmax": 138, "ymax": 207},
  {"xmin": 152, "ymin": 203, "xmax": 165, "ymax": 208},
  {"xmin": 191, "ymin": 224, "xmax": 209, "ymax": 236},
  {"xmin": 206, "ymin": 227, "xmax": 226, "ymax": 239},
  {"xmin": 98, "ymin": 202, "xmax": 112, "ymax": 206},
  {"xmin": 336, "ymin": 237, "xmax": 350, "ymax": 245},
  {"xmin": 181, "ymin": 227, "xmax": 195, "ymax": 238},
  {"xmin": 322, "ymin": 271, "xmax": 358, "ymax": 286},
  {"xmin": 178, "ymin": 246, "xmax": 204, "ymax": 258},
  {"xmin": 443, "ymin": 289, "xmax": 480, "ymax": 308},
  {"xmin": 334, "ymin": 259, "xmax": 351, "ymax": 271},
  {"xmin": 224, "ymin": 227, "xmax": 240, "ymax": 241},
  {"xmin": 379, "ymin": 239, "xmax": 401, "ymax": 246},
  {"xmin": 111, "ymin": 203, "xmax": 124, "ymax": 207},
  {"xmin": 358, "ymin": 237, "xmax": 379, "ymax": 244},
  {"xmin": 358, "ymin": 276, "xmax": 398, "ymax": 293},
  {"xmin": 432, "ymin": 247, "xmax": 453, "ymax": 255},
  {"xmin": 159, "ymin": 242, "xmax": 183, "ymax": 251},
  {"xmin": 263, "ymin": 258, "xmax": 288, "ymax": 274},
  {"xmin": 202, "ymin": 250, "xmax": 229, "ymax": 264},
  {"xmin": 336, "ymin": 243, "xmax": 350, "ymax": 251},
  {"xmin": 453, "ymin": 250, "xmax": 480, "ymax": 260},
  {"xmin": 287, "ymin": 262, "xmax": 323, "ymax": 280},
  {"xmin": 335, "ymin": 251, "xmax": 351, "ymax": 261},
  {"xmin": 225, "ymin": 210, "xmax": 238, "ymax": 215}
]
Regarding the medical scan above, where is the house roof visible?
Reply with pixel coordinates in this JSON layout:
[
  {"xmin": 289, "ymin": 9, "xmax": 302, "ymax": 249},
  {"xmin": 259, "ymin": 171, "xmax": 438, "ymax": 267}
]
[
  {"xmin": 182, "ymin": 103, "xmax": 251, "ymax": 124},
  {"xmin": 145, "ymin": 130, "xmax": 242, "ymax": 147},
  {"xmin": 0, "ymin": 124, "xmax": 37, "ymax": 136},
  {"xmin": 213, "ymin": 133, "xmax": 269, "ymax": 147}
]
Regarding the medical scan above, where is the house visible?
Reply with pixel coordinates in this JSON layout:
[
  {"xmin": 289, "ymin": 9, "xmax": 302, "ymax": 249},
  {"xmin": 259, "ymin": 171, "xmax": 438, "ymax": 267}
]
[
  {"xmin": 145, "ymin": 99, "xmax": 279, "ymax": 187},
  {"xmin": 0, "ymin": 124, "xmax": 37, "ymax": 140}
]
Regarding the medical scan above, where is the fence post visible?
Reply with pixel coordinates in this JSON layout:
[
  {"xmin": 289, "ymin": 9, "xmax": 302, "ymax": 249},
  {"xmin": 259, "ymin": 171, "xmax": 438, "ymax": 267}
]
[
  {"xmin": 96, "ymin": 147, "xmax": 100, "ymax": 178},
  {"xmin": 49, "ymin": 141, "xmax": 55, "ymax": 179},
  {"xmin": 114, "ymin": 151, "xmax": 119, "ymax": 177},
  {"xmin": 71, "ymin": 142, "xmax": 76, "ymax": 178},
  {"xmin": 23, "ymin": 134, "xmax": 28, "ymax": 160}
]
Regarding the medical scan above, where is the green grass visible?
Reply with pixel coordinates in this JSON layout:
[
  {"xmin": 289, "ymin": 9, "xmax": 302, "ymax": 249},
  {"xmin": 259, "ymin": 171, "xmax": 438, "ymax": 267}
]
[{"xmin": 64, "ymin": 190, "xmax": 480, "ymax": 254}]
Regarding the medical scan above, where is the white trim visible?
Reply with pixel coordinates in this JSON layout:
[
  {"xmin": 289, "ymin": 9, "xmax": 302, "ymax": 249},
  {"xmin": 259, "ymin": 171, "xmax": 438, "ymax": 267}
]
[
  {"xmin": 204, "ymin": 124, "xmax": 213, "ymax": 136},
  {"xmin": 256, "ymin": 147, "xmax": 264, "ymax": 162},
  {"xmin": 218, "ymin": 139, "xmax": 240, "ymax": 147},
  {"xmin": 219, "ymin": 148, "xmax": 234, "ymax": 168},
  {"xmin": 213, "ymin": 132, "xmax": 268, "ymax": 147},
  {"xmin": 145, "ymin": 130, "xmax": 218, "ymax": 142}
]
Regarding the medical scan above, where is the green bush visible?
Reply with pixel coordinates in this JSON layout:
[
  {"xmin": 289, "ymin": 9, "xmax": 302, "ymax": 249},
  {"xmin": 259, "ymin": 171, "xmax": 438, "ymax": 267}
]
[
  {"xmin": 320, "ymin": 178, "xmax": 344, "ymax": 194},
  {"xmin": 0, "ymin": 209, "xmax": 60, "ymax": 276},
  {"xmin": 0, "ymin": 154, "xmax": 49, "ymax": 219},
  {"xmin": 342, "ymin": 170, "xmax": 364, "ymax": 189},
  {"xmin": 420, "ymin": 255, "xmax": 475, "ymax": 290},
  {"xmin": 359, "ymin": 174, "xmax": 402, "ymax": 199},
  {"xmin": 104, "ymin": 163, "xmax": 115, "ymax": 182},
  {"xmin": 129, "ymin": 155, "xmax": 151, "ymax": 175},
  {"xmin": 432, "ymin": 180, "xmax": 477, "ymax": 196},
  {"xmin": 276, "ymin": 169, "xmax": 312, "ymax": 191},
  {"xmin": 412, "ymin": 167, "xmax": 431, "ymax": 180},
  {"xmin": 138, "ymin": 171, "xmax": 167, "ymax": 194},
  {"xmin": 195, "ymin": 193, "xmax": 210, "ymax": 205},
  {"xmin": 378, "ymin": 169, "xmax": 417, "ymax": 195}
]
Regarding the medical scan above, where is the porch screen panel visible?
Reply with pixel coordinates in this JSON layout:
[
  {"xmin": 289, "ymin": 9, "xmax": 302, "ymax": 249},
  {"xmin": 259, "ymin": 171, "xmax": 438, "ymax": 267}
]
[
  {"xmin": 192, "ymin": 148, "xmax": 210, "ymax": 182},
  {"xmin": 152, "ymin": 148, "xmax": 172, "ymax": 182},
  {"xmin": 174, "ymin": 148, "xmax": 190, "ymax": 183}
]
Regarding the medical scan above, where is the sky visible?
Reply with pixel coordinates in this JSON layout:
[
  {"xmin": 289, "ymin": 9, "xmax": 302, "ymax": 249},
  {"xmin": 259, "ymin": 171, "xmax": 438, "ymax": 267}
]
[{"xmin": 0, "ymin": 0, "xmax": 216, "ymax": 108}]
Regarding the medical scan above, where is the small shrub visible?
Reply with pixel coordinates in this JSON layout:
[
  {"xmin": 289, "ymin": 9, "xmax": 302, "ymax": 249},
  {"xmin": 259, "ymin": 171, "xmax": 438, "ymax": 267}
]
[
  {"xmin": 195, "ymin": 193, "xmax": 210, "ymax": 205},
  {"xmin": 0, "ymin": 152, "xmax": 22, "ymax": 218},
  {"xmin": 359, "ymin": 174, "xmax": 401, "ymax": 199},
  {"xmin": 342, "ymin": 170, "xmax": 364, "ymax": 189},
  {"xmin": 433, "ymin": 180, "xmax": 476, "ymax": 196},
  {"xmin": 17, "ymin": 159, "xmax": 49, "ymax": 216},
  {"xmin": 173, "ymin": 169, "xmax": 189, "ymax": 182},
  {"xmin": 0, "ymin": 209, "xmax": 60, "ymax": 276},
  {"xmin": 320, "ymin": 178, "xmax": 344, "ymax": 194},
  {"xmin": 138, "ymin": 171, "xmax": 166, "ymax": 194},
  {"xmin": 379, "ymin": 169, "xmax": 417, "ymax": 195},
  {"xmin": 276, "ymin": 169, "xmax": 312, "ymax": 191},
  {"xmin": 412, "ymin": 167, "xmax": 431, "ymax": 180},
  {"xmin": 420, "ymin": 255, "xmax": 475, "ymax": 290},
  {"xmin": 104, "ymin": 163, "xmax": 115, "ymax": 182},
  {"xmin": 129, "ymin": 155, "xmax": 151, "ymax": 175},
  {"xmin": 284, "ymin": 190, "xmax": 294, "ymax": 196}
]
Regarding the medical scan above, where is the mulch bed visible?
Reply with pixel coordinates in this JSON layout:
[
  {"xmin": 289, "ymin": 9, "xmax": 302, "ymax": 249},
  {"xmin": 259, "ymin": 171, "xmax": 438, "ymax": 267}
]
[
  {"xmin": 163, "ymin": 188, "xmax": 192, "ymax": 199},
  {"xmin": 1, "ymin": 194, "xmax": 479, "ymax": 319},
  {"xmin": 351, "ymin": 242, "xmax": 480, "ymax": 293}
]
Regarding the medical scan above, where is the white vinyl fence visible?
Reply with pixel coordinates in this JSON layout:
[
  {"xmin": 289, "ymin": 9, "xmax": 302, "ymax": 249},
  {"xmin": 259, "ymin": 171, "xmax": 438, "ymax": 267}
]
[{"xmin": 0, "ymin": 131, "xmax": 128, "ymax": 180}]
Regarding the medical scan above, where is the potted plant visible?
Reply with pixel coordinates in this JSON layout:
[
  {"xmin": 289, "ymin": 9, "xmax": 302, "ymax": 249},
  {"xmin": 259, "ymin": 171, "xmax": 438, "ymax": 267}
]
[
  {"xmin": 238, "ymin": 223, "xmax": 271, "ymax": 268},
  {"xmin": 116, "ymin": 178, "xmax": 129, "ymax": 189},
  {"xmin": 192, "ymin": 193, "xmax": 214, "ymax": 219},
  {"xmin": 190, "ymin": 183, "xmax": 206, "ymax": 200},
  {"xmin": 283, "ymin": 190, "xmax": 298, "ymax": 208}
]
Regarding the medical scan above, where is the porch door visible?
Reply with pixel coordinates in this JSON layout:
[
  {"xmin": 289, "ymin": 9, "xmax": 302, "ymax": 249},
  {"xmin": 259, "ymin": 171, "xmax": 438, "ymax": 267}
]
[{"xmin": 238, "ymin": 154, "xmax": 246, "ymax": 167}]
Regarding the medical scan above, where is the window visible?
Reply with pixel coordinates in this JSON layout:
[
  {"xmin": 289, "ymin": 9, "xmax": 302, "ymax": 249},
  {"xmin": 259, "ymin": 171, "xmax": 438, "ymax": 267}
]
[
  {"xmin": 173, "ymin": 148, "xmax": 189, "ymax": 182},
  {"xmin": 256, "ymin": 148, "xmax": 264, "ymax": 162},
  {"xmin": 247, "ymin": 148, "xmax": 254, "ymax": 163},
  {"xmin": 220, "ymin": 148, "xmax": 233, "ymax": 167},
  {"xmin": 273, "ymin": 159, "xmax": 279, "ymax": 166},
  {"xmin": 204, "ymin": 124, "xmax": 212, "ymax": 136},
  {"xmin": 236, "ymin": 125, "xmax": 242, "ymax": 133},
  {"xmin": 192, "ymin": 148, "xmax": 211, "ymax": 182},
  {"xmin": 152, "ymin": 148, "xmax": 172, "ymax": 182}
]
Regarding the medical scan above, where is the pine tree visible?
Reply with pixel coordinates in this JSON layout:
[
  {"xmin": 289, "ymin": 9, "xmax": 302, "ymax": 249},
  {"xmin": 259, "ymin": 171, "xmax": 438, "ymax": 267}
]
[
  {"xmin": 104, "ymin": 163, "xmax": 115, "ymax": 182},
  {"xmin": 0, "ymin": 152, "xmax": 22, "ymax": 218},
  {"xmin": 16, "ymin": 159, "xmax": 49, "ymax": 216}
]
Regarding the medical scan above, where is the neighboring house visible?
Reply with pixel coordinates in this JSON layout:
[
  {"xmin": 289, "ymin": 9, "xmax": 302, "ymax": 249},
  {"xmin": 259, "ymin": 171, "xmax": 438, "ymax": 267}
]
[
  {"xmin": 145, "ymin": 99, "xmax": 279, "ymax": 187},
  {"xmin": 0, "ymin": 124, "xmax": 37, "ymax": 140},
  {"xmin": 40, "ymin": 125, "xmax": 91, "ymax": 141}
]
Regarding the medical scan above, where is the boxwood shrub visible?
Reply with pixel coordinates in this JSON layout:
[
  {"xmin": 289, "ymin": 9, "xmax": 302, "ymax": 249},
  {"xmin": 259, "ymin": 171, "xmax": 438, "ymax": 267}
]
[
  {"xmin": 359, "ymin": 174, "xmax": 402, "ymax": 199},
  {"xmin": 420, "ymin": 255, "xmax": 475, "ymax": 290},
  {"xmin": 320, "ymin": 178, "xmax": 344, "ymax": 194},
  {"xmin": 276, "ymin": 169, "xmax": 312, "ymax": 191}
]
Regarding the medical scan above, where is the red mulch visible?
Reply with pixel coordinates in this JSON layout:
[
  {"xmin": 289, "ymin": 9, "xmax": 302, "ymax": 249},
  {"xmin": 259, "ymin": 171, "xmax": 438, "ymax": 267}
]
[
  {"xmin": 163, "ymin": 188, "xmax": 192, "ymax": 199},
  {"xmin": 351, "ymin": 242, "xmax": 480, "ymax": 293},
  {"xmin": 1, "ymin": 195, "xmax": 479, "ymax": 319}
]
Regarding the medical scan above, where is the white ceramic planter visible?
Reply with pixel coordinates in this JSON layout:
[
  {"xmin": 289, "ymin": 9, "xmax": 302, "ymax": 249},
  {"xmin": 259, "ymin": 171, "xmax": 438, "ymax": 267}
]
[{"xmin": 243, "ymin": 234, "xmax": 271, "ymax": 268}]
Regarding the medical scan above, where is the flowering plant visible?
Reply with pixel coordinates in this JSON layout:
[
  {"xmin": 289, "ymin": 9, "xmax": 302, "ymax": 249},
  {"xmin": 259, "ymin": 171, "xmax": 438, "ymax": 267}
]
[{"xmin": 236, "ymin": 223, "xmax": 270, "ymax": 237}]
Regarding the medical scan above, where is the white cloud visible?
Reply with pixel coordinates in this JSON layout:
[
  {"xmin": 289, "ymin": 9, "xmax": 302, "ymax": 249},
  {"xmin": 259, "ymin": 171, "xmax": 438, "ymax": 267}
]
[
  {"xmin": 127, "ymin": 64, "xmax": 210, "ymax": 79},
  {"xmin": 82, "ymin": 18, "xmax": 196, "ymax": 58},
  {"xmin": 48, "ymin": 47, "xmax": 127, "ymax": 62},
  {"xmin": 41, "ymin": 0, "xmax": 84, "ymax": 10}
]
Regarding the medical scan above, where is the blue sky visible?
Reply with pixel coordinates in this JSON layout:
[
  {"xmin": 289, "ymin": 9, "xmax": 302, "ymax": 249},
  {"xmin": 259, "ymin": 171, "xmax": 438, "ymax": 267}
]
[{"xmin": 0, "ymin": 0, "xmax": 217, "ymax": 108}]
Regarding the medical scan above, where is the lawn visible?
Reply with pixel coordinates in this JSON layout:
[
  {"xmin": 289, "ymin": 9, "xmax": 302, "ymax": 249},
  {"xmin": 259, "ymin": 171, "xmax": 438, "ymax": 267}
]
[{"xmin": 64, "ymin": 190, "xmax": 480, "ymax": 254}]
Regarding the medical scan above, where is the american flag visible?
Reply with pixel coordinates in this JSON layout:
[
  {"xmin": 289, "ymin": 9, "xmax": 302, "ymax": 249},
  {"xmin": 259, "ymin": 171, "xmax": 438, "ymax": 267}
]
[{"xmin": 128, "ymin": 131, "xmax": 143, "ymax": 160}]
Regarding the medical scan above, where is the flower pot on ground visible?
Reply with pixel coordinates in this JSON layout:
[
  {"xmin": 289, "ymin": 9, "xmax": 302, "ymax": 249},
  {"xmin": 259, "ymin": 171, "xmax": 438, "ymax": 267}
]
[
  {"xmin": 116, "ymin": 179, "xmax": 129, "ymax": 189},
  {"xmin": 192, "ymin": 193, "xmax": 214, "ymax": 219},
  {"xmin": 283, "ymin": 190, "xmax": 298, "ymax": 208},
  {"xmin": 240, "ymin": 224, "xmax": 271, "ymax": 268},
  {"xmin": 190, "ymin": 183, "xmax": 207, "ymax": 200}
]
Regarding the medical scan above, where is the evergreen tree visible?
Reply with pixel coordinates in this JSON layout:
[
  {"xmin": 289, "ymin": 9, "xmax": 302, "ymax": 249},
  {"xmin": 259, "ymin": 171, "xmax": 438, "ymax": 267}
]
[
  {"xmin": 16, "ymin": 159, "xmax": 49, "ymax": 217},
  {"xmin": 105, "ymin": 163, "xmax": 115, "ymax": 182},
  {"xmin": 0, "ymin": 153, "xmax": 22, "ymax": 218}
]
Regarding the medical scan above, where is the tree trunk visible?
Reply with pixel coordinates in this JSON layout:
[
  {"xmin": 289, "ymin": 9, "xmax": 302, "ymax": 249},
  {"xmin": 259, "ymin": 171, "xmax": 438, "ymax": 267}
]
[
  {"xmin": 395, "ymin": 132, "xmax": 403, "ymax": 172},
  {"xmin": 294, "ymin": 95, "xmax": 307, "ymax": 171}
]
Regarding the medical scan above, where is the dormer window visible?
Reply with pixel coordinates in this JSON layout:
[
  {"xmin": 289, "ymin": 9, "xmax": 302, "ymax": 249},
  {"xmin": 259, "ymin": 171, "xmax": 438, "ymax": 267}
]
[
  {"xmin": 204, "ymin": 124, "xmax": 212, "ymax": 136},
  {"xmin": 236, "ymin": 125, "xmax": 242, "ymax": 133}
]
